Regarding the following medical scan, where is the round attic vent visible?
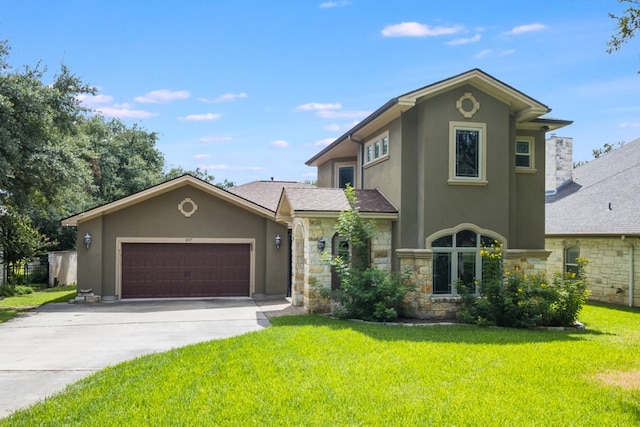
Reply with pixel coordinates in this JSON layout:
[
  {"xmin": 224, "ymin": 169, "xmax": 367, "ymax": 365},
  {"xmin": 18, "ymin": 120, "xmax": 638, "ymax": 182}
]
[
  {"xmin": 456, "ymin": 92, "xmax": 480, "ymax": 118},
  {"xmin": 178, "ymin": 197, "xmax": 198, "ymax": 218}
]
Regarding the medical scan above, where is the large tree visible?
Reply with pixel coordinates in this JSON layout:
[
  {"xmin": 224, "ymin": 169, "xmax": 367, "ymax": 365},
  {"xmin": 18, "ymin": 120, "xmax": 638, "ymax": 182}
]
[
  {"xmin": 0, "ymin": 43, "xmax": 95, "ymax": 212},
  {"xmin": 0, "ymin": 40, "xmax": 95, "ymax": 280},
  {"xmin": 78, "ymin": 115, "xmax": 165, "ymax": 206}
]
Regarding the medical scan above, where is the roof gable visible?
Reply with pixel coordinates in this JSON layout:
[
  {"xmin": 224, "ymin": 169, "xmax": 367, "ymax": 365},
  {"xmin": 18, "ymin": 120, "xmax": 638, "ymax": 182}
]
[
  {"xmin": 229, "ymin": 180, "xmax": 316, "ymax": 212},
  {"xmin": 62, "ymin": 175, "xmax": 275, "ymax": 226},
  {"xmin": 307, "ymin": 69, "xmax": 570, "ymax": 166},
  {"xmin": 275, "ymin": 187, "xmax": 397, "ymax": 223}
]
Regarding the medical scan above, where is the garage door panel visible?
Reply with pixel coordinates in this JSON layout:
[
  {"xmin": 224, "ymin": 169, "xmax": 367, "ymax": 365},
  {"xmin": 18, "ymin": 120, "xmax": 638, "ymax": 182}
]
[{"xmin": 121, "ymin": 243, "xmax": 250, "ymax": 298}]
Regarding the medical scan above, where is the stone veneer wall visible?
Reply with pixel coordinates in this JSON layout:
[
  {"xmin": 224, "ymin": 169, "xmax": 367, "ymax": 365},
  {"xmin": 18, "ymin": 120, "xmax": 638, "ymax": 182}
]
[
  {"xmin": 396, "ymin": 248, "xmax": 551, "ymax": 320},
  {"xmin": 503, "ymin": 249, "xmax": 550, "ymax": 277},
  {"xmin": 545, "ymin": 135, "xmax": 573, "ymax": 192},
  {"xmin": 397, "ymin": 249, "xmax": 461, "ymax": 319},
  {"xmin": 546, "ymin": 237, "xmax": 640, "ymax": 307},
  {"xmin": 291, "ymin": 217, "xmax": 393, "ymax": 314}
]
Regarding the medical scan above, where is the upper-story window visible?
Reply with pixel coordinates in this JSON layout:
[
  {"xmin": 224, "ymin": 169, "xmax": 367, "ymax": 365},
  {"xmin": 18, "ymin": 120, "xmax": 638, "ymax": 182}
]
[
  {"xmin": 449, "ymin": 122, "xmax": 487, "ymax": 185},
  {"xmin": 515, "ymin": 136, "xmax": 536, "ymax": 172},
  {"xmin": 364, "ymin": 132, "xmax": 389, "ymax": 166},
  {"xmin": 337, "ymin": 165, "xmax": 355, "ymax": 189}
]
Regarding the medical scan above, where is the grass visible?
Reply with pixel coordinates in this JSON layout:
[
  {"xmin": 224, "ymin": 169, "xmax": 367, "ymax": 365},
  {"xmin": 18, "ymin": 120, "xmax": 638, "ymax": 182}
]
[
  {"xmin": 0, "ymin": 284, "xmax": 77, "ymax": 323},
  {"xmin": 1, "ymin": 303, "xmax": 639, "ymax": 426}
]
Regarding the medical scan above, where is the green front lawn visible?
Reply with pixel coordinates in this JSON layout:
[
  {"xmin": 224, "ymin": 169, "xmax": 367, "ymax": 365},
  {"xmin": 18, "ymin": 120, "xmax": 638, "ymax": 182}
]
[
  {"xmin": 0, "ymin": 285, "xmax": 77, "ymax": 323},
  {"xmin": 2, "ymin": 303, "xmax": 639, "ymax": 426}
]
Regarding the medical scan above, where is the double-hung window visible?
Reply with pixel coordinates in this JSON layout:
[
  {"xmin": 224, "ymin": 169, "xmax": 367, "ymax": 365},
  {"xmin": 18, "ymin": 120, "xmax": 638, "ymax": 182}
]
[
  {"xmin": 565, "ymin": 245, "xmax": 580, "ymax": 276},
  {"xmin": 515, "ymin": 136, "xmax": 536, "ymax": 172}
]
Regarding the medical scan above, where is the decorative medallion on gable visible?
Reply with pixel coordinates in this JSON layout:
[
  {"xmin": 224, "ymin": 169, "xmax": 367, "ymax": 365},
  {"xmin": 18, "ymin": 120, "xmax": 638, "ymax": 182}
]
[
  {"xmin": 456, "ymin": 92, "xmax": 480, "ymax": 119},
  {"xmin": 178, "ymin": 197, "xmax": 198, "ymax": 218}
]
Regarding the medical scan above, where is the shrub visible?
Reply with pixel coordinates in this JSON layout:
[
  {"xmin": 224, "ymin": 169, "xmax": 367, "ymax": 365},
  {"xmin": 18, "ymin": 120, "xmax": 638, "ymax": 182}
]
[
  {"xmin": 0, "ymin": 285, "xmax": 34, "ymax": 297},
  {"xmin": 331, "ymin": 267, "xmax": 413, "ymax": 322},
  {"xmin": 457, "ymin": 244, "xmax": 589, "ymax": 328},
  {"xmin": 327, "ymin": 185, "xmax": 414, "ymax": 322}
]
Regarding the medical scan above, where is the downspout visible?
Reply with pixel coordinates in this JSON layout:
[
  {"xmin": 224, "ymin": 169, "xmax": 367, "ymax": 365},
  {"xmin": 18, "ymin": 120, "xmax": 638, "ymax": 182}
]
[
  {"xmin": 622, "ymin": 235, "xmax": 635, "ymax": 307},
  {"xmin": 348, "ymin": 134, "xmax": 364, "ymax": 189}
]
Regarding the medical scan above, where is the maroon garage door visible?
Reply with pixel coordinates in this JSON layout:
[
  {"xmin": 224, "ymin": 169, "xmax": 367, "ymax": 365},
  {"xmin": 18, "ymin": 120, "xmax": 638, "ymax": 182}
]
[{"xmin": 121, "ymin": 243, "xmax": 250, "ymax": 298}]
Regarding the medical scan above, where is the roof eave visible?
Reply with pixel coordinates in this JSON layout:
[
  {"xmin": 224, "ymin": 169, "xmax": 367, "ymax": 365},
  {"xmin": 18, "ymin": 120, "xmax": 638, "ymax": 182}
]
[
  {"xmin": 305, "ymin": 98, "xmax": 400, "ymax": 166},
  {"xmin": 61, "ymin": 175, "xmax": 275, "ymax": 226}
]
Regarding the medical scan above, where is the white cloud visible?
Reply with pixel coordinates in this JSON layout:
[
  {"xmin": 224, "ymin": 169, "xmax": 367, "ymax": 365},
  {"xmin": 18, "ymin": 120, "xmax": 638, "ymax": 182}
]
[
  {"xmin": 315, "ymin": 138, "xmax": 335, "ymax": 147},
  {"xmin": 95, "ymin": 107, "xmax": 156, "ymax": 119},
  {"xmin": 199, "ymin": 135, "xmax": 233, "ymax": 143},
  {"xmin": 271, "ymin": 140, "xmax": 289, "ymax": 148},
  {"xmin": 296, "ymin": 102, "xmax": 342, "ymax": 111},
  {"xmin": 446, "ymin": 34, "xmax": 481, "ymax": 46},
  {"xmin": 324, "ymin": 124, "xmax": 342, "ymax": 131},
  {"xmin": 319, "ymin": 1, "xmax": 350, "ymax": 8},
  {"xmin": 505, "ymin": 23, "xmax": 548, "ymax": 35},
  {"xmin": 316, "ymin": 110, "xmax": 370, "ymax": 119},
  {"xmin": 179, "ymin": 113, "xmax": 222, "ymax": 121},
  {"xmin": 199, "ymin": 92, "xmax": 248, "ymax": 103},
  {"xmin": 381, "ymin": 22, "xmax": 463, "ymax": 38},
  {"xmin": 324, "ymin": 121, "xmax": 360, "ymax": 131},
  {"xmin": 205, "ymin": 164, "xmax": 263, "ymax": 171},
  {"xmin": 473, "ymin": 49, "xmax": 516, "ymax": 59},
  {"xmin": 620, "ymin": 121, "xmax": 640, "ymax": 128},
  {"xmin": 76, "ymin": 94, "xmax": 113, "ymax": 106},
  {"xmin": 135, "ymin": 89, "xmax": 190, "ymax": 103}
]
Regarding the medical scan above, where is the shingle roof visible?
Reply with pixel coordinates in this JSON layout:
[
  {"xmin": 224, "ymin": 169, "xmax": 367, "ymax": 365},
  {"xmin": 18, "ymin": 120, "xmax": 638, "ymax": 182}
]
[
  {"xmin": 229, "ymin": 180, "xmax": 316, "ymax": 212},
  {"xmin": 281, "ymin": 188, "xmax": 397, "ymax": 213},
  {"xmin": 545, "ymin": 137, "xmax": 640, "ymax": 235}
]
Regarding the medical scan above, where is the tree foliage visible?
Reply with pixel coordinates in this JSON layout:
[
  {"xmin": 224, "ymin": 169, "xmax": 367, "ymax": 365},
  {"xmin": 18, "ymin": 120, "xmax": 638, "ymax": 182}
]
[
  {"xmin": 0, "ymin": 39, "xmax": 234, "ymax": 275},
  {"xmin": 608, "ymin": 0, "xmax": 640, "ymax": 55},
  {"xmin": 327, "ymin": 186, "xmax": 413, "ymax": 322},
  {"xmin": 0, "ymin": 44, "xmax": 95, "ymax": 212},
  {"xmin": 0, "ymin": 207, "xmax": 41, "ymax": 284},
  {"xmin": 164, "ymin": 167, "xmax": 235, "ymax": 190},
  {"xmin": 78, "ymin": 115, "xmax": 165, "ymax": 205},
  {"xmin": 573, "ymin": 141, "xmax": 625, "ymax": 168}
]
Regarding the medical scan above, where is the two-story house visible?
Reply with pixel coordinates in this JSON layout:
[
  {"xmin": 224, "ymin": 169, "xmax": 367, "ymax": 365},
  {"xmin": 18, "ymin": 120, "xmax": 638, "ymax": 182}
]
[
  {"xmin": 62, "ymin": 69, "xmax": 571, "ymax": 319},
  {"xmin": 291, "ymin": 68, "xmax": 572, "ymax": 317}
]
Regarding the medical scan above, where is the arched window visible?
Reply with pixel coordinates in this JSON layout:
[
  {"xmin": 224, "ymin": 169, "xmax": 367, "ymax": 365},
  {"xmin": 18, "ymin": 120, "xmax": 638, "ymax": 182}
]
[
  {"xmin": 565, "ymin": 245, "xmax": 580, "ymax": 276},
  {"xmin": 431, "ymin": 229, "xmax": 501, "ymax": 295}
]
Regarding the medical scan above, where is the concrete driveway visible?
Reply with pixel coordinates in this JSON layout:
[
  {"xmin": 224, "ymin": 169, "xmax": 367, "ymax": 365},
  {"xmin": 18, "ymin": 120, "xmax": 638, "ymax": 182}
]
[{"xmin": 0, "ymin": 298, "xmax": 295, "ymax": 418}]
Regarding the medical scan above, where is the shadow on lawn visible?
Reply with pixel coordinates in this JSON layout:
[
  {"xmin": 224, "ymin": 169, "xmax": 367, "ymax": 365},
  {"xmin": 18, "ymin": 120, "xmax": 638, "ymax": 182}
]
[{"xmin": 271, "ymin": 315, "xmax": 611, "ymax": 345}]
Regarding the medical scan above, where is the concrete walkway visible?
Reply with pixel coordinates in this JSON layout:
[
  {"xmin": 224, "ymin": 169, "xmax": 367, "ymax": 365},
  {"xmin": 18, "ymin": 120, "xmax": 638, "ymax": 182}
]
[{"xmin": 0, "ymin": 298, "xmax": 301, "ymax": 418}]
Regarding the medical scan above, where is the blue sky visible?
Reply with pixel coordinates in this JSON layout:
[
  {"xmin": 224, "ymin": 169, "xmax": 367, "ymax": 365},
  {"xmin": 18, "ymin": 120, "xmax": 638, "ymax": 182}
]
[{"xmin": 2, "ymin": 1, "xmax": 639, "ymax": 185}]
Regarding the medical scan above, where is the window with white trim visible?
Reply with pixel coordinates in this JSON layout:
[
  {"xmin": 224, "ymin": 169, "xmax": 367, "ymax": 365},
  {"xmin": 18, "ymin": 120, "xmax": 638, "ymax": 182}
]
[
  {"xmin": 449, "ymin": 122, "xmax": 487, "ymax": 184},
  {"xmin": 565, "ymin": 245, "xmax": 580, "ymax": 276},
  {"xmin": 515, "ymin": 136, "xmax": 535, "ymax": 171},
  {"xmin": 337, "ymin": 165, "xmax": 355, "ymax": 189},
  {"xmin": 431, "ymin": 229, "xmax": 501, "ymax": 295},
  {"xmin": 364, "ymin": 132, "xmax": 389, "ymax": 166}
]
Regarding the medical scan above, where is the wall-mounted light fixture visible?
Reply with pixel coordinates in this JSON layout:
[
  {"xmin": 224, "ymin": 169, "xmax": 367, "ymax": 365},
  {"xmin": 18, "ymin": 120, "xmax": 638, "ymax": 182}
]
[
  {"xmin": 275, "ymin": 234, "xmax": 282, "ymax": 249},
  {"xmin": 317, "ymin": 237, "xmax": 326, "ymax": 252},
  {"xmin": 84, "ymin": 232, "xmax": 92, "ymax": 249}
]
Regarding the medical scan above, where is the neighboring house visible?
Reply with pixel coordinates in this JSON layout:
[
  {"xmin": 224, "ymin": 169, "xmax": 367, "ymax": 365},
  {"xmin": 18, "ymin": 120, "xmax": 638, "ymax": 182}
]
[
  {"xmin": 63, "ymin": 69, "xmax": 572, "ymax": 319},
  {"xmin": 545, "ymin": 136, "xmax": 640, "ymax": 307},
  {"xmin": 303, "ymin": 68, "xmax": 571, "ymax": 317}
]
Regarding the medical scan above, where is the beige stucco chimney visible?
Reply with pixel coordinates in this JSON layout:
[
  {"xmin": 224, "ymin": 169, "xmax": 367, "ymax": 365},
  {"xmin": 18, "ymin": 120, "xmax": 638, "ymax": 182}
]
[{"xmin": 545, "ymin": 134, "xmax": 573, "ymax": 192}]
